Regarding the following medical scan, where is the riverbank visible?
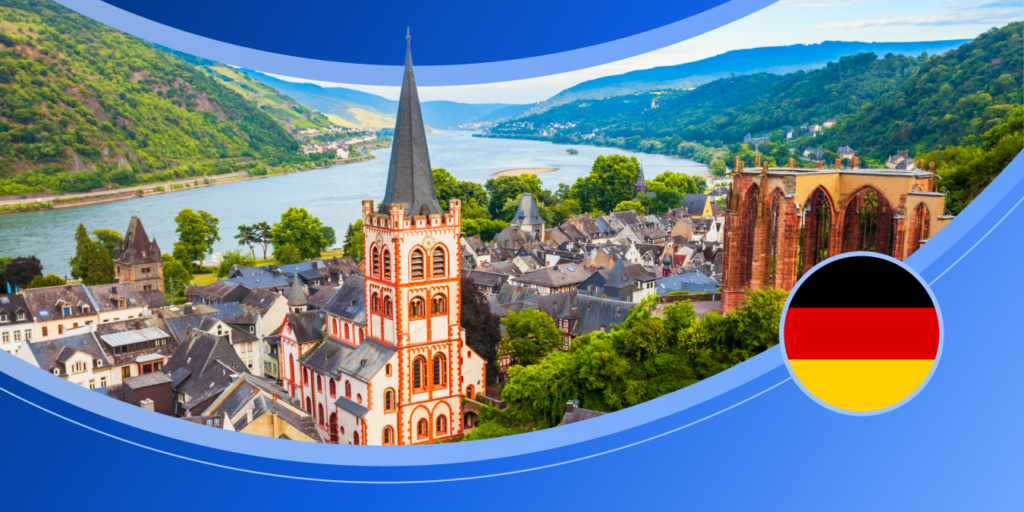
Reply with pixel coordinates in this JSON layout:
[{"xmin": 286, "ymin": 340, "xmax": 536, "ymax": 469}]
[
  {"xmin": 0, "ymin": 154, "xmax": 378, "ymax": 215},
  {"xmin": 491, "ymin": 167, "xmax": 558, "ymax": 177}
]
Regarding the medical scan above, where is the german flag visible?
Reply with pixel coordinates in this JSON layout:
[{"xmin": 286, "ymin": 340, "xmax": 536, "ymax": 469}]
[{"xmin": 783, "ymin": 256, "xmax": 940, "ymax": 412}]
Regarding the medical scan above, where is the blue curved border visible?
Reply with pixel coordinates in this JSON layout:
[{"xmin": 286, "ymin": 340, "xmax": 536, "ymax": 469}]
[
  {"xmin": 778, "ymin": 252, "xmax": 945, "ymax": 416},
  {"xmin": 53, "ymin": 0, "xmax": 779, "ymax": 86}
]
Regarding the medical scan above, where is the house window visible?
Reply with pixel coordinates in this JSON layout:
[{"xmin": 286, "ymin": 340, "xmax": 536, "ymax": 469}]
[
  {"xmin": 359, "ymin": 329, "xmax": 364, "ymax": 342},
  {"xmin": 121, "ymin": 366, "xmax": 131, "ymax": 378},
  {"xmin": 412, "ymin": 357, "xmax": 427, "ymax": 392},
  {"xmin": 383, "ymin": 426, "xmax": 394, "ymax": 445},
  {"xmin": 0, "ymin": 314, "xmax": 6, "ymax": 322},
  {"xmin": 318, "ymin": 404, "xmax": 324, "ymax": 426},
  {"xmin": 433, "ymin": 353, "xmax": 447, "ymax": 388},
  {"xmin": 331, "ymin": 318, "xmax": 338, "ymax": 336},
  {"xmin": 345, "ymin": 380, "xmax": 351, "ymax": 399},
  {"xmin": 385, "ymin": 389, "xmax": 395, "ymax": 412},
  {"xmin": 417, "ymin": 418, "xmax": 429, "ymax": 440},
  {"xmin": 409, "ymin": 297, "xmax": 425, "ymax": 319},
  {"xmin": 317, "ymin": 375, "xmax": 322, "ymax": 392},
  {"xmin": 431, "ymin": 294, "xmax": 447, "ymax": 315},
  {"xmin": 466, "ymin": 385, "xmax": 475, "ymax": 398},
  {"xmin": 42, "ymin": 327, "xmax": 48, "ymax": 337},
  {"xmin": 329, "ymin": 380, "xmax": 336, "ymax": 397},
  {"xmin": 432, "ymin": 247, "xmax": 445, "ymax": 278},
  {"xmin": 1, "ymin": 332, "xmax": 8, "ymax": 344},
  {"xmin": 58, "ymin": 325, "xmax": 64, "ymax": 335},
  {"xmin": 410, "ymin": 249, "xmax": 424, "ymax": 279},
  {"xmin": 100, "ymin": 377, "xmax": 107, "ymax": 387},
  {"xmin": 385, "ymin": 363, "xmax": 392, "ymax": 377},
  {"xmin": 62, "ymin": 307, "xmax": 70, "ymax": 316},
  {"xmin": 344, "ymin": 323, "xmax": 350, "ymax": 340},
  {"xmin": 303, "ymin": 368, "xmax": 309, "ymax": 385},
  {"xmin": 24, "ymin": 330, "xmax": 30, "ymax": 341},
  {"xmin": 305, "ymin": 397, "xmax": 312, "ymax": 413},
  {"xmin": 436, "ymin": 415, "xmax": 448, "ymax": 435},
  {"xmin": 71, "ymin": 361, "xmax": 85, "ymax": 373},
  {"xmin": 382, "ymin": 249, "xmax": 391, "ymax": 279},
  {"xmin": 88, "ymin": 379, "xmax": 96, "ymax": 390},
  {"xmin": 356, "ymin": 393, "xmax": 362, "ymax": 404},
  {"xmin": 353, "ymin": 431, "xmax": 360, "ymax": 445},
  {"xmin": 13, "ymin": 331, "xmax": 20, "ymax": 342}
]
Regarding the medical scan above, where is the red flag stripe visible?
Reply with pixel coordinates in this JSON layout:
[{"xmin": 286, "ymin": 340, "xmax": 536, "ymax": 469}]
[{"xmin": 784, "ymin": 308, "xmax": 939, "ymax": 360}]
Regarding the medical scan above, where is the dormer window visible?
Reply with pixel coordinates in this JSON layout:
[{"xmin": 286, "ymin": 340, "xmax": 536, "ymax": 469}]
[
  {"xmin": 0, "ymin": 314, "xmax": 6, "ymax": 322},
  {"xmin": 17, "ymin": 312, "xmax": 25, "ymax": 321},
  {"xmin": 62, "ymin": 307, "xmax": 71, "ymax": 316},
  {"xmin": 82, "ymin": 306, "xmax": 89, "ymax": 314},
  {"xmin": 118, "ymin": 299, "xmax": 126, "ymax": 308},
  {"xmin": 249, "ymin": 326, "xmax": 254, "ymax": 334}
]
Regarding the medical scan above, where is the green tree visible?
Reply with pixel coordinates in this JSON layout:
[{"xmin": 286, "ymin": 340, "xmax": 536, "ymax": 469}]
[
  {"xmin": 499, "ymin": 309, "xmax": 564, "ymax": 368},
  {"xmin": 277, "ymin": 243, "xmax": 303, "ymax": 265},
  {"xmin": 69, "ymin": 224, "xmax": 93, "ymax": 281},
  {"xmin": 161, "ymin": 254, "xmax": 193, "ymax": 304},
  {"xmin": 462, "ymin": 218, "xmax": 509, "ymax": 241},
  {"xmin": 484, "ymin": 175, "xmax": 545, "ymax": 218},
  {"xmin": 0, "ymin": 256, "xmax": 12, "ymax": 293},
  {"xmin": 254, "ymin": 221, "xmax": 273, "ymax": 260},
  {"xmin": 3, "ymin": 256, "xmax": 43, "ymax": 289},
  {"xmin": 461, "ymin": 276, "xmax": 502, "ymax": 385},
  {"xmin": 235, "ymin": 224, "xmax": 259, "ymax": 258},
  {"xmin": 172, "ymin": 209, "xmax": 221, "ymax": 270},
  {"xmin": 613, "ymin": 200, "xmax": 645, "ymax": 214},
  {"xmin": 92, "ymin": 228, "xmax": 123, "ymax": 258},
  {"xmin": 711, "ymin": 158, "xmax": 727, "ymax": 177},
  {"xmin": 568, "ymin": 154, "xmax": 641, "ymax": 213},
  {"xmin": 342, "ymin": 220, "xmax": 364, "ymax": 263},
  {"xmin": 320, "ymin": 226, "xmax": 337, "ymax": 248},
  {"xmin": 271, "ymin": 207, "xmax": 328, "ymax": 261},
  {"xmin": 216, "ymin": 249, "xmax": 256, "ymax": 278},
  {"xmin": 27, "ymin": 274, "xmax": 67, "ymax": 289}
]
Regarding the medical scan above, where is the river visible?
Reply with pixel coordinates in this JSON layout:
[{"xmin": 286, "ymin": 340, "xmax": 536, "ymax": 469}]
[{"xmin": 0, "ymin": 131, "xmax": 706, "ymax": 277}]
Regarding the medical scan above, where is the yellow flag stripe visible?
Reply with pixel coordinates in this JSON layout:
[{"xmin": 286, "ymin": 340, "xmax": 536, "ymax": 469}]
[{"xmin": 789, "ymin": 359, "xmax": 934, "ymax": 412}]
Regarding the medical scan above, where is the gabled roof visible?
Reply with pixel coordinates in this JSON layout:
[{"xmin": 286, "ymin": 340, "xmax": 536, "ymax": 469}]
[
  {"xmin": 466, "ymin": 270, "xmax": 510, "ymax": 289},
  {"xmin": 307, "ymin": 285, "xmax": 339, "ymax": 310},
  {"xmin": 603, "ymin": 258, "xmax": 633, "ymax": 290},
  {"xmin": 300, "ymin": 337, "xmax": 396, "ymax": 384},
  {"xmin": 379, "ymin": 35, "xmax": 443, "ymax": 217},
  {"xmin": 24, "ymin": 333, "xmax": 111, "ymax": 376},
  {"xmin": 240, "ymin": 288, "xmax": 285, "ymax": 315},
  {"xmin": 512, "ymin": 193, "xmax": 544, "ymax": 226},
  {"xmin": 681, "ymin": 194, "xmax": 710, "ymax": 216},
  {"xmin": 22, "ymin": 284, "xmax": 99, "ymax": 320},
  {"xmin": 162, "ymin": 330, "xmax": 248, "ymax": 413},
  {"xmin": 655, "ymin": 271, "xmax": 721, "ymax": 294},
  {"xmin": 321, "ymin": 276, "xmax": 365, "ymax": 324},
  {"xmin": 0, "ymin": 294, "xmax": 33, "ymax": 324},
  {"xmin": 283, "ymin": 310, "xmax": 326, "ymax": 344},
  {"xmin": 481, "ymin": 260, "xmax": 522, "ymax": 277},
  {"xmin": 513, "ymin": 263, "xmax": 594, "ymax": 289},
  {"xmin": 116, "ymin": 216, "xmax": 160, "ymax": 265},
  {"xmin": 571, "ymin": 294, "xmax": 635, "ymax": 337}
]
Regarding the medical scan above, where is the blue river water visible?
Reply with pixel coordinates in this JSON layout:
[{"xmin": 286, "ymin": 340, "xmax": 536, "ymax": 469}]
[{"xmin": 0, "ymin": 131, "xmax": 706, "ymax": 277}]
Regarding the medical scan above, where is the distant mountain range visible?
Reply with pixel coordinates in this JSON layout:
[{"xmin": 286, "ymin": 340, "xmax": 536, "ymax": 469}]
[
  {"xmin": 532, "ymin": 39, "xmax": 971, "ymax": 113},
  {"xmin": 240, "ymin": 71, "xmax": 530, "ymax": 129}
]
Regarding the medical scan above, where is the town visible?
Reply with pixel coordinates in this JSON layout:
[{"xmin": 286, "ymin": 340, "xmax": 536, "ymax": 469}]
[{"xmin": 0, "ymin": 37, "xmax": 957, "ymax": 446}]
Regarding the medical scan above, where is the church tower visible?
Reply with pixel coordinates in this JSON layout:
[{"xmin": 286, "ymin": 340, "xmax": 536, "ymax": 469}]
[
  {"xmin": 634, "ymin": 164, "xmax": 648, "ymax": 199},
  {"xmin": 113, "ymin": 216, "xmax": 163, "ymax": 293},
  {"xmin": 359, "ymin": 33, "xmax": 482, "ymax": 444}
]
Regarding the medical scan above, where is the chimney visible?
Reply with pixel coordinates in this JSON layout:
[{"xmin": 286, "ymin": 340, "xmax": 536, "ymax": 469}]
[
  {"xmin": 140, "ymin": 398, "xmax": 155, "ymax": 412},
  {"xmin": 733, "ymin": 156, "xmax": 740, "ymax": 170},
  {"xmin": 788, "ymin": 158, "xmax": 795, "ymax": 168},
  {"xmin": 184, "ymin": 304, "xmax": 193, "ymax": 315},
  {"xmin": 835, "ymin": 158, "xmax": 841, "ymax": 169},
  {"xmin": 273, "ymin": 391, "xmax": 278, "ymax": 403},
  {"xmin": 852, "ymin": 156, "xmax": 859, "ymax": 168},
  {"xmin": 565, "ymin": 399, "xmax": 579, "ymax": 415},
  {"xmin": 754, "ymin": 154, "xmax": 761, "ymax": 167}
]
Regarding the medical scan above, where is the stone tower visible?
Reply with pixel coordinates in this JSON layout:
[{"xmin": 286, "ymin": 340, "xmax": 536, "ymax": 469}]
[{"xmin": 113, "ymin": 216, "xmax": 163, "ymax": 293}]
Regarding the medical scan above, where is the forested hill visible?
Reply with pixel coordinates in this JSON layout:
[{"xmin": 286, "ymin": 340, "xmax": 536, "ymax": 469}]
[
  {"xmin": 815, "ymin": 22, "xmax": 1023, "ymax": 160},
  {"xmin": 536, "ymin": 39, "xmax": 970, "ymax": 112},
  {"xmin": 0, "ymin": 0, "xmax": 298, "ymax": 195},
  {"xmin": 491, "ymin": 50, "xmax": 927, "ymax": 146}
]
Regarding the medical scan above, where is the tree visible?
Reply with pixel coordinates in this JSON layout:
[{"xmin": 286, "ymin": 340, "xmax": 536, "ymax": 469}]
[
  {"xmin": 485, "ymin": 175, "xmax": 538, "ymax": 218},
  {"xmin": 711, "ymin": 159, "xmax": 727, "ymax": 177},
  {"xmin": 461, "ymin": 276, "xmax": 502, "ymax": 385},
  {"xmin": 173, "ymin": 209, "xmax": 221, "ymax": 270},
  {"xmin": 3, "ymin": 256, "xmax": 43, "ymax": 289},
  {"xmin": 69, "ymin": 224, "xmax": 93, "ymax": 281},
  {"xmin": 342, "ymin": 220, "xmax": 364, "ymax": 263},
  {"xmin": 568, "ymin": 154, "xmax": 641, "ymax": 213},
  {"xmin": 27, "ymin": 274, "xmax": 66, "ymax": 289},
  {"xmin": 92, "ymin": 228, "xmax": 123, "ymax": 258},
  {"xmin": 161, "ymin": 254, "xmax": 192, "ymax": 304},
  {"xmin": 277, "ymin": 243, "xmax": 303, "ymax": 265},
  {"xmin": 235, "ymin": 224, "xmax": 259, "ymax": 258},
  {"xmin": 462, "ymin": 218, "xmax": 509, "ymax": 241},
  {"xmin": 320, "ymin": 226, "xmax": 337, "ymax": 249},
  {"xmin": 271, "ymin": 207, "xmax": 328, "ymax": 261},
  {"xmin": 552, "ymin": 198, "xmax": 582, "ymax": 224},
  {"xmin": 216, "ymin": 250, "xmax": 256, "ymax": 278},
  {"xmin": 0, "ymin": 256, "xmax": 11, "ymax": 293},
  {"xmin": 499, "ymin": 309, "xmax": 563, "ymax": 368},
  {"xmin": 613, "ymin": 200, "xmax": 645, "ymax": 214},
  {"xmin": 247, "ymin": 221, "xmax": 272, "ymax": 260}
]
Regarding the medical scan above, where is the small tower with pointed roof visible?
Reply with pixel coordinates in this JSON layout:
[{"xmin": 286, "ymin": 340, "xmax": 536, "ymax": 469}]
[
  {"xmin": 113, "ymin": 216, "xmax": 163, "ymax": 293},
  {"xmin": 603, "ymin": 256, "xmax": 635, "ymax": 302},
  {"xmin": 510, "ymin": 192, "xmax": 545, "ymax": 239},
  {"xmin": 287, "ymin": 272, "xmax": 308, "ymax": 313},
  {"xmin": 634, "ymin": 164, "xmax": 648, "ymax": 200}
]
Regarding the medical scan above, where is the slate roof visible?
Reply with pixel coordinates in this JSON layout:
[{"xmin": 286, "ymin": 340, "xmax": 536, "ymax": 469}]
[
  {"xmin": 299, "ymin": 337, "xmax": 396, "ymax": 383},
  {"xmin": 203, "ymin": 374, "xmax": 320, "ymax": 442},
  {"xmin": 562, "ymin": 401, "xmax": 607, "ymax": 425},
  {"xmin": 23, "ymin": 332, "xmax": 111, "ymax": 377},
  {"xmin": 287, "ymin": 273, "xmax": 309, "ymax": 307},
  {"xmin": 162, "ymin": 330, "xmax": 249, "ymax": 415},
  {"xmin": 22, "ymin": 284, "xmax": 98, "ymax": 321},
  {"xmin": 321, "ymin": 276, "xmax": 365, "ymax": 324},
  {"xmin": 512, "ymin": 192, "xmax": 544, "ymax": 226},
  {"xmin": 115, "ymin": 216, "xmax": 161, "ymax": 265},
  {"xmin": 682, "ymin": 194, "xmax": 710, "ymax": 216},
  {"xmin": 283, "ymin": 310, "xmax": 326, "ymax": 344},
  {"xmin": 655, "ymin": 271, "xmax": 721, "ymax": 294},
  {"xmin": 513, "ymin": 263, "xmax": 594, "ymax": 289},
  {"xmin": 198, "ymin": 281, "xmax": 251, "ymax": 303},
  {"xmin": 123, "ymin": 372, "xmax": 171, "ymax": 389},
  {"xmin": 335, "ymin": 395, "xmax": 370, "ymax": 418},
  {"xmin": 87, "ymin": 282, "xmax": 146, "ymax": 311},
  {"xmin": 571, "ymin": 294, "xmax": 634, "ymax": 336},
  {"xmin": 163, "ymin": 314, "xmax": 225, "ymax": 346},
  {"xmin": 307, "ymin": 286, "xmax": 339, "ymax": 310},
  {"xmin": 481, "ymin": 260, "xmax": 522, "ymax": 277},
  {"xmin": 137, "ymin": 290, "xmax": 170, "ymax": 309},
  {"xmin": 379, "ymin": 36, "xmax": 443, "ymax": 217},
  {"xmin": 240, "ymin": 288, "xmax": 284, "ymax": 315},
  {"xmin": 222, "ymin": 272, "xmax": 291, "ymax": 291},
  {"xmin": 466, "ymin": 270, "xmax": 510, "ymax": 289},
  {"xmin": 496, "ymin": 283, "xmax": 540, "ymax": 305},
  {"xmin": 462, "ymin": 235, "xmax": 487, "ymax": 254},
  {"xmin": 0, "ymin": 294, "xmax": 33, "ymax": 324},
  {"xmin": 207, "ymin": 302, "xmax": 246, "ymax": 317}
]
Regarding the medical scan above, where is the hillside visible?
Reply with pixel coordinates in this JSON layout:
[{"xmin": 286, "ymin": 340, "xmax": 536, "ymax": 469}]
[
  {"xmin": 242, "ymin": 70, "xmax": 527, "ymax": 129},
  {"xmin": 491, "ymin": 51, "xmax": 927, "ymax": 146},
  {"xmin": 534, "ymin": 39, "xmax": 970, "ymax": 112},
  {"xmin": 0, "ymin": 0, "xmax": 298, "ymax": 196},
  {"xmin": 815, "ymin": 23, "xmax": 1023, "ymax": 160},
  {"xmin": 202, "ymin": 65, "xmax": 337, "ymax": 131}
]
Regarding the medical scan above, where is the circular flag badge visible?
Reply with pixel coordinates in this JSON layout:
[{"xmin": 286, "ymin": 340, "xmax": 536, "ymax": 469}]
[{"xmin": 780, "ymin": 253, "xmax": 942, "ymax": 415}]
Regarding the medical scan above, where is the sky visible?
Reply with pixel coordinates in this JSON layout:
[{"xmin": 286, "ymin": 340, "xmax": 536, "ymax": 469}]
[{"xmin": 265, "ymin": 0, "xmax": 1023, "ymax": 104}]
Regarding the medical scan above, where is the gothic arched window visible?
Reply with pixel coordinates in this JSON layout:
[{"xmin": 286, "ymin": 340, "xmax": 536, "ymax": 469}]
[{"xmin": 432, "ymin": 247, "xmax": 445, "ymax": 278}]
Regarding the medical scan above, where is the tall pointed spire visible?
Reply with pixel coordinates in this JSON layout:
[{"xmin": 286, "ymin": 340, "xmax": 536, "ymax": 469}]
[{"xmin": 379, "ymin": 30, "xmax": 443, "ymax": 217}]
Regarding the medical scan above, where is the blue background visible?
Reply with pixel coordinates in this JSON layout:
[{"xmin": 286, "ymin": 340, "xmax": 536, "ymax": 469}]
[{"xmin": 3, "ymin": 1, "xmax": 1023, "ymax": 508}]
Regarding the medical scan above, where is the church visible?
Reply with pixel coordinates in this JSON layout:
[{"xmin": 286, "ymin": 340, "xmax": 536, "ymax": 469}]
[{"xmin": 279, "ymin": 34, "xmax": 485, "ymax": 445}]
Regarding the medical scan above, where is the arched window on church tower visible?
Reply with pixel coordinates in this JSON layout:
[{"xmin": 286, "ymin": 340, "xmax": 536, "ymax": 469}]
[
  {"xmin": 410, "ymin": 297, "xmax": 425, "ymax": 318},
  {"xmin": 411, "ymin": 249, "xmax": 425, "ymax": 279},
  {"xmin": 435, "ymin": 414, "xmax": 448, "ymax": 436},
  {"xmin": 413, "ymin": 357, "xmax": 427, "ymax": 392},
  {"xmin": 416, "ymin": 418, "xmax": 428, "ymax": 440},
  {"xmin": 372, "ymin": 247, "xmax": 380, "ymax": 277},
  {"xmin": 432, "ymin": 247, "xmax": 445, "ymax": 278},
  {"xmin": 383, "ymin": 249, "xmax": 392, "ymax": 279},
  {"xmin": 383, "ymin": 426, "xmax": 394, "ymax": 445},
  {"xmin": 433, "ymin": 353, "xmax": 447, "ymax": 388},
  {"xmin": 431, "ymin": 293, "xmax": 447, "ymax": 315},
  {"xmin": 371, "ymin": 293, "xmax": 380, "ymax": 313}
]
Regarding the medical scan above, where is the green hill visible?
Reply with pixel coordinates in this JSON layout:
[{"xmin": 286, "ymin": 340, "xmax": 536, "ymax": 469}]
[
  {"xmin": 815, "ymin": 23, "xmax": 1023, "ymax": 160},
  {"xmin": 491, "ymin": 50, "xmax": 927, "ymax": 146},
  {"xmin": 0, "ymin": 0, "xmax": 299, "ymax": 196}
]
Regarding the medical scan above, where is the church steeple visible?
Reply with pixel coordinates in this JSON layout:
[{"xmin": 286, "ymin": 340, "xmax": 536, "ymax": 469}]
[
  {"xmin": 634, "ymin": 163, "xmax": 648, "ymax": 199},
  {"xmin": 379, "ymin": 31, "xmax": 443, "ymax": 217}
]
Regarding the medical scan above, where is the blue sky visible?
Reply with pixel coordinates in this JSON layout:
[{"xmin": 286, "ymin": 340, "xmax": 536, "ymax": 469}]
[{"xmin": 270, "ymin": 0, "xmax": 1023, "ymax": 104}]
